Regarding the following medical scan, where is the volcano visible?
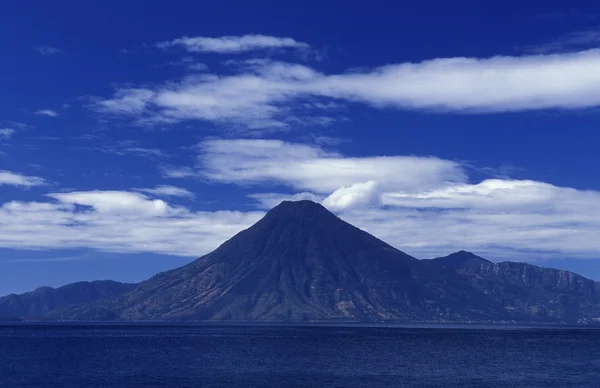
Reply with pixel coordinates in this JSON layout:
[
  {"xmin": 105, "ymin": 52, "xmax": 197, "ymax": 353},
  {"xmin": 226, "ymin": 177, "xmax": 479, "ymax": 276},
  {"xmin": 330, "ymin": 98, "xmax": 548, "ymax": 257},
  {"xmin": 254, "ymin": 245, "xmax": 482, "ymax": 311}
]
[{"xmin": 9, "ymin": 200, "xmax": 600, "ymax": 323}]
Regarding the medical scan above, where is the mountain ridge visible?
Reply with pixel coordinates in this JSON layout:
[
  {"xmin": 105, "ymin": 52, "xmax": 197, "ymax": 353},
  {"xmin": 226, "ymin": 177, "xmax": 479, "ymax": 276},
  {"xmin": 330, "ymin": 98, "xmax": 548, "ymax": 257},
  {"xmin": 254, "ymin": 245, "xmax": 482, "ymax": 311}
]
[
  {"xmin": 3, "ymin": 200, "xmax": 600, "ymax": 323},
  {"xmin": 0, "ymin": 280, "xmax": 136, "ymax": 320}
]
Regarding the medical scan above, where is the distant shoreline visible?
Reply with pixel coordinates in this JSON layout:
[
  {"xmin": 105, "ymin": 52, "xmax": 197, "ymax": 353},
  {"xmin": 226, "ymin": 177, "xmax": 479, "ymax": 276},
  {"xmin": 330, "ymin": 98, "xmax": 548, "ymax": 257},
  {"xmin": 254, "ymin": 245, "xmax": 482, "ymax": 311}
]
[{"xmin": 2, "ymin": 321, "xmax": 600, "ymax": 330}]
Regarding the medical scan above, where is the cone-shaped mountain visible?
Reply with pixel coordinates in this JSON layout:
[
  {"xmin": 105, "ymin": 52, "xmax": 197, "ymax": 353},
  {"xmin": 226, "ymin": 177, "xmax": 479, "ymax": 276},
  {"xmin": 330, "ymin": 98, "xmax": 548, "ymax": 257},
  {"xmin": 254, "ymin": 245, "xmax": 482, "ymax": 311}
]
[{"xmin": 98, "ymin": 200, "xmax": 424, "ymax": 321}]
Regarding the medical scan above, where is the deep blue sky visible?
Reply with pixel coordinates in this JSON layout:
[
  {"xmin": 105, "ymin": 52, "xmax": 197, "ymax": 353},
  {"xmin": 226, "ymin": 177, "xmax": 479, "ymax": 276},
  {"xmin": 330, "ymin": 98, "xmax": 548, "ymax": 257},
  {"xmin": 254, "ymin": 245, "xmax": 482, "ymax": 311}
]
[{"xmin": 3, "ymin": 0, "xmax": 600, "ymax": 295}]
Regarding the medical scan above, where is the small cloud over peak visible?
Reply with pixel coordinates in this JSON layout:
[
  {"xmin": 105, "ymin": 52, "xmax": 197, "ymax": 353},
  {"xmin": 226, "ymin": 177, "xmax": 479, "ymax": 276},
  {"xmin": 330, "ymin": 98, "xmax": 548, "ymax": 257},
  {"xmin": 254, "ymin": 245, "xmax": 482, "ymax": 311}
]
[
  {"xmin": 323, "ymin": 181, "xmax": 380, "ymax": 211},
  {"xmin": 33, "ymin": 45, "xmax": 61, "ymax": 56}
]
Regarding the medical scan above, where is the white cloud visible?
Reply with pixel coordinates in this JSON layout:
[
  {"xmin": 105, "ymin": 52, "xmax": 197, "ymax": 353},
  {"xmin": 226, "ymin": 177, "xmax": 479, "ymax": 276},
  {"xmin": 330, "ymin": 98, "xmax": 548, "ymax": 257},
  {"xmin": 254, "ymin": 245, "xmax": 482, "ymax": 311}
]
[
  {"xmin": 0, "ymin": 171, "xmax": 46, "ymax": 187},
  {"xmin": 188, "ymin": 63, "xmax": 209, "ymax": 71},
  {"xmin": 0, "ymin": 128, "xmax": 15, "ymax": 139},
  {"xmin": 198, "ymin": 139, "xmax": 466, "ymax": 194},
  {"xmin": 166, "ymin": 57, "xmax": 209, "ymax": 72},
  {"xmin": 160, "ymin": 165, "xmax": 197, "ymax": 179},
  {"xmin": 33, "ymin": 45, "xmax": 61, "ymax": 55},
  {"xmin": 93, "ymin": 49, "xmax": 600, "ymax": 130},
  {"xmin": 326, "ymin": 179, "xmax": 600, "ymax": 258},
  {"xmin": 138, "ymin": 185, "xmax": 195, "ymax": 198},
  {"xmin": 157, "ymin": 34, "xmax": 309, "ymax": 54},
  {"xmin": 93, "ymin": 89, "xmax": 154, "ymax": 116},
  {"xmin": 323, "ymin": 181, "xmax": 379, "ymax": 211},
  {"xmin": 47, "ymin": 191, "xmax": 172, "ymax": 216},
  {"xmin": 380, "ymin": 179, "xmax": 573, "ymax": 210},
  {"xmin": 84, "ymin": 139, "xmax": 166, "ymax": 158},
  {"xmin": 123, "ymin": 147, "xmax": 165, "ymax": 158},
  {"xmin": 315, "ymin": 50, "xmax": 600, "ymax": 112},
  {"xmin": 336, "ymin": 204, "xmax": 600, "ymax": 260},
  {"xmin": 4, "ymin": 179, "xmax": 600, "ymax": 260},
  {"xmin": 0, "ymin": 192, "xmax": 263, "ymax": 257},
  {"xmin": 35, "ymin": 109, "xmax": 59, "ymax": 117},
  {"xmin": 93, "ymin": 61, "xmax": 323, "ymax": 129}
]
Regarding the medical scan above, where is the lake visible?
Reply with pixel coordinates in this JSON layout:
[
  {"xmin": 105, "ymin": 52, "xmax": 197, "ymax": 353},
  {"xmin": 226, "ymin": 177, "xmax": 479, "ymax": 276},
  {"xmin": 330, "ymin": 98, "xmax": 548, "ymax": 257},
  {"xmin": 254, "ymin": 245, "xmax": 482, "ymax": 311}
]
[{"xmin": 1, "ymin": 324, "xmax": 599, "ymax": 387}]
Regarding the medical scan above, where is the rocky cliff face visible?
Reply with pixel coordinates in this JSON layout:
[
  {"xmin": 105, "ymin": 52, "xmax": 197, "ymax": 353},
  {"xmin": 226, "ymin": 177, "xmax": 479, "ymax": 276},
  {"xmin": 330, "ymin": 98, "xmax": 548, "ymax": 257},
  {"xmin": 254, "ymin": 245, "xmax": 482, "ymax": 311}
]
[
  {"xmin": 424, "ymin": 251, "xmax": 600, "ymax": 321},
  {"xmin": 477, "ymin": 261, "xmax": 597, "ymax": 296},
  {"xmin": 14, "ymin": 201, "xmax": 600, "ymax": 323}
]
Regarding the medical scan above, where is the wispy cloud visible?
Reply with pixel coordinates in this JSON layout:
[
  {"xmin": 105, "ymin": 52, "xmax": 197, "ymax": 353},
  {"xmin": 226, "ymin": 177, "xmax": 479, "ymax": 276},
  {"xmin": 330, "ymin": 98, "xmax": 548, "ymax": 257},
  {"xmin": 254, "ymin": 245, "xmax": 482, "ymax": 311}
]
[
  {"xmin": 138, "ymin": 185, "xmax": 195, "ymax": 198},
  {"xmin": 197, "ymin": 139, "xmax": 465, "ymax": 195},
  {"xmin": 160, "ymin": 165, "xmax": 197, "ymax": 179},
  {"xmin": 33, "ymin": 45, "xmax": 61, "ymax": 56},
  {"xmin": 0, "ymin": 171, "xmax": 46, "ymax": 187},
  {"xmin": 165, "ymin": 57, "xmax": 209, "ymax": 72},
  {"xmin": 92, "ymin": 89, "xmax": 154, "ymax": 116},
  {"xmin": 35, "ymin": 109, "xmax": 59, "ymax": 117},
  {"xmin": 122, "ymin": 147, "xmax": 165, "ymax": 158},
  {"xmin": 531, "ymin": 9, "xmax": 597, "ymax": 22},
  {"xmin": 476, "ymin": 164, "xmax": 523, "ymax": 179},
  {"xmin": 308, "ymin": 135, "xmax": 348, "ymax": 146},
  {"xmin": 522, "ymin": 29, "xmax": 600, "ymax": 54},
  {"xmin": 0, "ymin": 128, "xmax": 15, "ymax": 139},
  {"xmin": 4, "ymin": 121, "xmax": 31, "ymax": 130},
  {"xmin": 93, "ymin": 49, "xmax": 600, "ymax": 130},
  {"xmin": 0, "ymin": 253, "xmax": 92, "ymax": 264},
  {"xmin": 188, "ymin": 62, "xmax": 210, "ymax": 71},
  {"xmin": 157, "ymin": 34, "xmax": 309, "ymax": 54},
  {"xmin": 78, "ymin": 139, "xmax": 166, "ymax": 159}
]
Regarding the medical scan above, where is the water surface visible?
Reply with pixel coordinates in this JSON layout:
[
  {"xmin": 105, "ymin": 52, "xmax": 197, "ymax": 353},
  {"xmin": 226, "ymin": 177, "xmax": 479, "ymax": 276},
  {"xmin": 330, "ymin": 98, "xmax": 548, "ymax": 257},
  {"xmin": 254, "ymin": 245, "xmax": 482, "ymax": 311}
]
[{"xmin": 1, "ymin": 324, "xmax": 599, "ymax": 387}]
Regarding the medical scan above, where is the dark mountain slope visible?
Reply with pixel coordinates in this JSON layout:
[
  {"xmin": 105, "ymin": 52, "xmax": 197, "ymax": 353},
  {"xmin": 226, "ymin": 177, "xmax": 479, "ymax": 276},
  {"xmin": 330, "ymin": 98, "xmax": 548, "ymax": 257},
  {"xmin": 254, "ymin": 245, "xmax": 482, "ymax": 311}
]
[
  {"xmin": 89, "ymin": 200, "xmax": 425, "ymax": 321},
  {"xmin": 0, "ymin": 280, "xmax": 136, "ymax": 319}
]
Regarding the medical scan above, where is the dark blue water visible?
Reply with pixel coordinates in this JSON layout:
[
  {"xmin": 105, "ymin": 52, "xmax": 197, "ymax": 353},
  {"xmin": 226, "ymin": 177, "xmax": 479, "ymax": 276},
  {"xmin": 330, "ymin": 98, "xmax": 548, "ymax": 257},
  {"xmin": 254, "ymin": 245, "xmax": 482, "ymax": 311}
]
[{"xmin": 1, "ymin": 324, "xmax": 599, "ymax": 387}]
